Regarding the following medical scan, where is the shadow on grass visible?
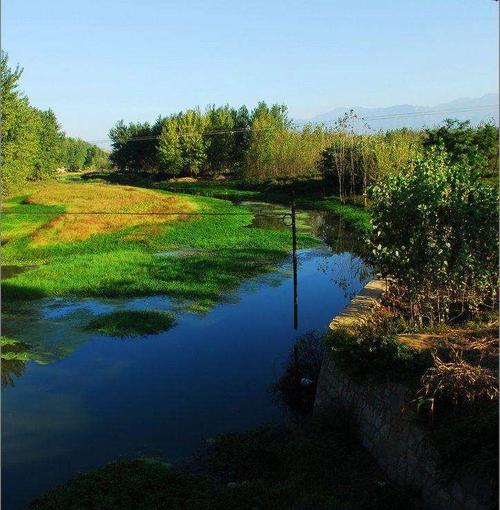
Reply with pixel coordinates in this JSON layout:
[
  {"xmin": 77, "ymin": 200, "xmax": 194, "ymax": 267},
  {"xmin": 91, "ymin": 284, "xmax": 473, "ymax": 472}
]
[
  {"xmin": 1, "ymin": 283, "xmax": 48, "ymax": 301},
  {"xmin": 2, "ymin": 248, "xmax": 289, "ymax": 313}
]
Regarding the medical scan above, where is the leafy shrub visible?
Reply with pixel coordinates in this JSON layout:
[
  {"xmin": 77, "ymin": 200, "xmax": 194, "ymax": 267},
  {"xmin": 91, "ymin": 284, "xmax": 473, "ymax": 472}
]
[{"xmin": 369, "ymin": 148, "xmax": 498, "ymax": 324}]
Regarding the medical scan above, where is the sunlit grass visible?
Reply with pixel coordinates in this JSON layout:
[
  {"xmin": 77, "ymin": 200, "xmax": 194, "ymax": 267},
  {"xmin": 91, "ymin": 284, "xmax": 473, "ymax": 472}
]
[
  {"xmin": 2, "ymin": 182, "xmax": 318, "ymax": 309},
  {"xmin": 22, "ymin": 181, "xmax": 197, "ymax": 244}
]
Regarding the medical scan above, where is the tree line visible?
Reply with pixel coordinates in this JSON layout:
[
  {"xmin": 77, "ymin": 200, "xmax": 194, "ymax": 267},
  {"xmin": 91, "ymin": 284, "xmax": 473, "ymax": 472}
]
[
  {"xmin": 110, "ymin": 103, "xmax": 498, "ymax": 201},
  {"xmin": 1, "ymin": 53, "xmax": 108, "ymax": 194}
]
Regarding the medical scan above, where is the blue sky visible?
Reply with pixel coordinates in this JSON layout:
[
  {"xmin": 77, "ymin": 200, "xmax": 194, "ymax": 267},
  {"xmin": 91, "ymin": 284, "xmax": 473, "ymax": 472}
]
[{"xmin": 3, "ymin": 0, "xmax": 498, "ymax": 141}]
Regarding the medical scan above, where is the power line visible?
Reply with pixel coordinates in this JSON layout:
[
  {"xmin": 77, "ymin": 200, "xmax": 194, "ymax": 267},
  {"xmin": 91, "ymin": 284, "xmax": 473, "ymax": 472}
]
[
  {"xmin": 295, "ymin": 105, "xmax": 499, "ymax": 125},
  {"xmin": 1, "ymin": 211, "xmax": 287, "ymax": 217},
  {"xmin": 87, "ymin": 104, "xmax": 499, "ymax": 146}
]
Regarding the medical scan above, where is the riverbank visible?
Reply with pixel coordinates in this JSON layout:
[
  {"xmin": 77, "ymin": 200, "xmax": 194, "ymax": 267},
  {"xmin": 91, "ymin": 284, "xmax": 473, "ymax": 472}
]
[
  {"xmin": 30, "ymin": 412, "xmax": 419, "ymax": 510},
  {"xmin": 2, "ymin": 180, "xmax": 319, "ymax": 310}
]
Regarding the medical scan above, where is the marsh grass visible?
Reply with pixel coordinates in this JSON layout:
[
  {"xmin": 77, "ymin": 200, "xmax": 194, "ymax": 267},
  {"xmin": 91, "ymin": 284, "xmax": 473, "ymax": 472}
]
[
  {"xmin": 2, "ymin": 182, "xmax": 318, "ymax": 311},
  {"xmin": 85, "ymin": 310, "xmax": 176, "ymax": 337}
]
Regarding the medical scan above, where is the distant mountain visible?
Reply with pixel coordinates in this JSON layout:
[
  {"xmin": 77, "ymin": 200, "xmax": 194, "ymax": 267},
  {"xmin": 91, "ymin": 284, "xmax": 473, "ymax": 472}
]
[{"xmin": 297, "ymin": 94, "xmax": 498, "ymax": 131}]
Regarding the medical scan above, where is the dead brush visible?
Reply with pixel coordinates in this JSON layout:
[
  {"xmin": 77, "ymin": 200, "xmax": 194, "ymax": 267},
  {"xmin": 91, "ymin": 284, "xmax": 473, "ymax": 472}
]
[{"xmin": 417, "ymin": 349, "xmax": 498, "ymax": 417}]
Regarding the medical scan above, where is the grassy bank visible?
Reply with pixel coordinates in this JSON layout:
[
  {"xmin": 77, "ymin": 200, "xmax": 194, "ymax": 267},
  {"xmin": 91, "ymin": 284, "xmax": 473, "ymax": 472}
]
[
  {"xmin": 2, "ymin": 180, "xmax": 318, "ymax": 311},
  {"xmin": 30, "ymin": 413, "xmax": 418, "ymax": 510}
]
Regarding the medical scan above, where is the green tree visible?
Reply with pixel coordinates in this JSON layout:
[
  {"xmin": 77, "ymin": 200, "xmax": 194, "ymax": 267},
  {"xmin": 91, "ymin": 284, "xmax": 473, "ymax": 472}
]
[
  {"xmin": 0, "ymin": 52, "xmax": 41, "ymax": 193},
  {"xmin": 244, "ymin": 102, "xmax": 291, "ymax": 181},
  {"xmin": 34, "ymin": 109, "xmax": 63, "ymax": 179},
  {"xmin": 424, "ymin": 119, "xmax": 499, "ymax": 178},
  {"xmin": 205, "ymin": 105, "xmax": 235, "ymax": 176},
  {"xmin": 109, "ymin": 120, "xmax": 159, "ymax": 173},
  {"xmin": 157, "ymin": 116, "xmax": 183, "ymax": 176},
  {"xmin": 177, "ymin": 109, "xmax": 207, "ymax": 177}
]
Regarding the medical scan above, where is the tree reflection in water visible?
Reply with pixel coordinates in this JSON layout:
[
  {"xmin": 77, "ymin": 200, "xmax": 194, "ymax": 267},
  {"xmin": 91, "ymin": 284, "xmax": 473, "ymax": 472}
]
[
  {"xmin": 312, "ymin": 212, "xmax": 372, "ymax": 300},
  {"xmin": 1, "ymin": 338, "xmax": 32, "ymax": 387}
]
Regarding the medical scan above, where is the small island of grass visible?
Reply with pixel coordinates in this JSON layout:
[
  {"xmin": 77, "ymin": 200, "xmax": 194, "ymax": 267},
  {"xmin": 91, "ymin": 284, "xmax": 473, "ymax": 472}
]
[{"xmin": 85, "ymin": 310, "xmax": 176, "ymax": 337}]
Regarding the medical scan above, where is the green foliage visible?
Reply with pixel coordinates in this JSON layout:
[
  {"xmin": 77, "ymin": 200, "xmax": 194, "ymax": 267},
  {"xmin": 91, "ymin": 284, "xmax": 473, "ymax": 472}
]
[
  {"xmin": 424, "ymin": 119, "xmax": 499, "ymax": 179},
  {"xmin": 30, "ymin": 415, "xmax": 419, "ymax": 510},
  {"xmin": 111, "ymin": 105, "xmax": 252, "ymax": 179},
  {"xmin": 34, "ymin": 109, "xmax": 63, "ymax": 179},
  {"xmin": 109, "ymin": 119, "xmax": 160, "ymax": 172},
  {"xmin": 85, "ymin": 310, "xmax": 176, "ymax": 337},
  {"xmin": 204, "ymin": 105, "xmax": 236, "ymax": 175},
  {"xmin": 1, "ymin": 52, "xmax": 41, "ymax": 194},
  {"xmin": 110, "ymin": 101, "xmax": 332, "ymax": 183},
  {"xmin": 369, "ymin": 148, "xmax": 498, "ymax": 323},
  {"xmin": 60, "ymin": 137, "xmax": 87, "ymax": 170}
]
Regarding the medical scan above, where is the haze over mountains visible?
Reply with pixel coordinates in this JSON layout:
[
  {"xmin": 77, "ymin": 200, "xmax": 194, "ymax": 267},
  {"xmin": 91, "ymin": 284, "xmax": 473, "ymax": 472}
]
[{"xmin": 297, "ymin": 94, "xmax": 499, "ymax": 131}]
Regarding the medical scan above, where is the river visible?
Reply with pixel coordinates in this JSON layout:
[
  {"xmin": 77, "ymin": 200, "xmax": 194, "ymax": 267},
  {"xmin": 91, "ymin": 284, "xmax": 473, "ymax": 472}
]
[{"xmin": 1, "ymin": 202, "xmax": 370, "ymax": 510}]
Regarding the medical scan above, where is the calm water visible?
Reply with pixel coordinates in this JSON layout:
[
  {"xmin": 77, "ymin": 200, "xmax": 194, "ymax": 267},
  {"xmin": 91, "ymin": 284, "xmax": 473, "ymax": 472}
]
[{"xmin": 2, "ymin": 204, "xmax": 370, "ymax": 510}]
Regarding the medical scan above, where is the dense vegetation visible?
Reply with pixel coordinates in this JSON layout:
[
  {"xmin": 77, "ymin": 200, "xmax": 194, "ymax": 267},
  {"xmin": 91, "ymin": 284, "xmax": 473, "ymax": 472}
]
[
  {"xmin": 0, "ymin": 53, "xmax": 108, "ymax": 194},
  {"xmin": 324, "ymin": 145, "xmax": 499, "ymax": 495},
  {"xmin": 108, "ymin": 104, "xmax": 423, "ymax": 192},
  {"xmin": 108, "ymin": 103, "xmax": 498, "ymax": 203},
  {"xmin": 369, "ymin": 148, "xmax": 498, "ymax": 324}
]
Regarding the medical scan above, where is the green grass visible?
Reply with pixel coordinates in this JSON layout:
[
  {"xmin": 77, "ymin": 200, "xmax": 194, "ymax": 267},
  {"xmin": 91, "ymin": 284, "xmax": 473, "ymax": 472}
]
[
  {"xmin": 160, "ymin": 180, "xmax": 261, "ymax": 199},
  {"xmin": 85, "ymin": 310, "xmax": 176, "ymax": 337},
  {"xmin": 30, "ymin": 414, "xmax": 419, "ymax": 510},
  {"xmin": 2, "ymin": 185, "xmax": 319, "ymax": 311}
]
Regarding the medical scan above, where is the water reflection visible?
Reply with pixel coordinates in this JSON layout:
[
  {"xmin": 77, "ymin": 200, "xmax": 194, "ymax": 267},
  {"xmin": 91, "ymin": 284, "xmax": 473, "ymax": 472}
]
[{"xmin": 2, "ymin": 358, "xmax": 27, "ymax": 388}]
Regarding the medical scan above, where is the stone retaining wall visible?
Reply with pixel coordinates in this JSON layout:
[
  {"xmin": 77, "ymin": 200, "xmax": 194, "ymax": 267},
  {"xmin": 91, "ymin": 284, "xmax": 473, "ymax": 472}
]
[{"xmin": 315, "ymin": 279, "xmax": 493, "ymax": 510}]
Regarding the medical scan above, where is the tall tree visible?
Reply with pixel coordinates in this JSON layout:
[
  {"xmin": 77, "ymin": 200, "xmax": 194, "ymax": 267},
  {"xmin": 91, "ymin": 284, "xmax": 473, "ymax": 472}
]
[
  {"xmin": 34, "ymin": 109, "xmax": 63, "ymax": 179},
  {"xmin": 0, "ymin": 52, "xmax": 41, "ymax": 193}
]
